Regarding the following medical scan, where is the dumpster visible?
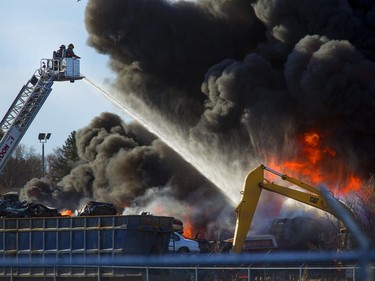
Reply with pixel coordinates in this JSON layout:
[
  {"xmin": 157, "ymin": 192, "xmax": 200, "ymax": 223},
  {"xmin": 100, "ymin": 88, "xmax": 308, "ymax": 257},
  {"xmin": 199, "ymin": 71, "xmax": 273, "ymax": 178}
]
[
  {"xmin": 0, "ymin": 214, "xmax": 173, "ymax": 256},
  {"xmin": 0, "ymin": 214, "xmax": 174, "ymax": 278}
]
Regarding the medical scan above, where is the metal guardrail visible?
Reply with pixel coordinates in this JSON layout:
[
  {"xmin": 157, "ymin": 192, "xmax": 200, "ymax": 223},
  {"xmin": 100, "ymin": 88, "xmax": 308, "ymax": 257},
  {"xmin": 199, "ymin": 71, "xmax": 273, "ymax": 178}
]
[
  {"xmin": 0, "ymin": 264, "xmax": 372, "ymax": 281},
  {"xmin": 0, "ymin": 251, "xmax": 374, "ymax": 280}
]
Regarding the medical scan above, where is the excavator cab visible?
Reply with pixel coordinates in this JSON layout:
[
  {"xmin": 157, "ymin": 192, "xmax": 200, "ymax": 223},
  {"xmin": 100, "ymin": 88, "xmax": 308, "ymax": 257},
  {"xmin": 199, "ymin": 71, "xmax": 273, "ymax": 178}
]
[{"xmin": 40, "ymin": 58, "xmax": 84, "ymax": 83}]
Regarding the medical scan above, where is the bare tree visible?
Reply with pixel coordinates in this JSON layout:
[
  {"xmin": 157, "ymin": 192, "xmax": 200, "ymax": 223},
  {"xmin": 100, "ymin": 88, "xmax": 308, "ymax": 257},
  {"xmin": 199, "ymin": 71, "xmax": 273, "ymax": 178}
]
[
  {"xmin": 0, "ymin": 144, "xmax": 41, "ymax": 193},
  {"xmin": 343, "ymin": 177, "xmax": 375, "ymax": 245}
]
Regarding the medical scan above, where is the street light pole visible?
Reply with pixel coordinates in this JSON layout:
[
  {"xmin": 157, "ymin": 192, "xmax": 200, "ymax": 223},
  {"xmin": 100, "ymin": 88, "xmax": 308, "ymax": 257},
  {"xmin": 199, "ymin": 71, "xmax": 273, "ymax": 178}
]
[{"xmin": 38, "ymin": 133, "xmax": 51, "ymax": 178}]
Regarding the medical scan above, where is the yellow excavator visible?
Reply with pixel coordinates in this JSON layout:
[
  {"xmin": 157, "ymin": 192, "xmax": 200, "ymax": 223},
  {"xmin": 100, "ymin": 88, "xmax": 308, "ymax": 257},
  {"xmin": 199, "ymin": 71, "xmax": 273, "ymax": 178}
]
[{"xmin": 232, "ymin": 164, "xmax": 355, "ymax": 254}]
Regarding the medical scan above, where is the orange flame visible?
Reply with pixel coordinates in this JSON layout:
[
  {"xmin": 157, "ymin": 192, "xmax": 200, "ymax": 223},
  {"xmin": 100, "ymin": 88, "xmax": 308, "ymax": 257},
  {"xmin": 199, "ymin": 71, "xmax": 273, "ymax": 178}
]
[
  {"xmin": 269, "ymin": 130, "xmax": 362, "ymax": 195},
  {"xmin": 181, "ymin": 215, "xmax": 193, "ymax": 239},
  {"xmin": 184, "ymin": 224, "xmax": 194, "ymax": 239},
  {"xmin": 61, "ymin": 209, "xmax": 73, "ymax": 216}
]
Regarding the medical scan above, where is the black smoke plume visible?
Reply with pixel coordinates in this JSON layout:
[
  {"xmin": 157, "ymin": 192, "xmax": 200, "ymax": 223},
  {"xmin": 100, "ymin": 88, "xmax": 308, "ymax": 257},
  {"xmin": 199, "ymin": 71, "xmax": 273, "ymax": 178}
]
[{"xmin": 84, "ymin": 0, "xmax": 375, "ymax": 200}]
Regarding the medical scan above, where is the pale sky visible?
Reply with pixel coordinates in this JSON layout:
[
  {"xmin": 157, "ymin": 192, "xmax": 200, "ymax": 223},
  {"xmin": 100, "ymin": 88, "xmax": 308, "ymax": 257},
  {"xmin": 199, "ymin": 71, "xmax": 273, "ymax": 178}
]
[{"xmin": 0, "ymin": 0, "xmax": 131, "ymax": 155}]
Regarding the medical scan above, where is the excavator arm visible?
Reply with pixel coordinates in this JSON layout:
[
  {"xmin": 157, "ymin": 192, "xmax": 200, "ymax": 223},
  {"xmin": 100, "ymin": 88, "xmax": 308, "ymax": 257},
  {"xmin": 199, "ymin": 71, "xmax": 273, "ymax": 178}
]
[{"xmin": 232, "ymin": 164, "xmax": 348, "ymax": 254}]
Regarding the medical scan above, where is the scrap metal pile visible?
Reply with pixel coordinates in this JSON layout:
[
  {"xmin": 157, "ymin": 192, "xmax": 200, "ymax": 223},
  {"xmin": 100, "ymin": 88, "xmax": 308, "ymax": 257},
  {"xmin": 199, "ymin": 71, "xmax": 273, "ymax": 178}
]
[
  {"xmin": 76, "ymin": 201, "xmax": 117, "ymax": 216},
  {"xmin": 0, "ymin": 193, "xmax": 60, "ymax": 218},
  {"xmin": 0, "ymin": 192, "xmax": 117, "ymax": 218}
]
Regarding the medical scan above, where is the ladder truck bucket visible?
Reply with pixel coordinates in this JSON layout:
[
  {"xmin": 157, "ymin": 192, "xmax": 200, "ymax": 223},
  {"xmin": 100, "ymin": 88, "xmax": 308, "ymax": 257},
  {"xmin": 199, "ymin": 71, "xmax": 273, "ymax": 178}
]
[{"xmin": 41, "ymin": 58, "xmax": 84, "ymax": 83}]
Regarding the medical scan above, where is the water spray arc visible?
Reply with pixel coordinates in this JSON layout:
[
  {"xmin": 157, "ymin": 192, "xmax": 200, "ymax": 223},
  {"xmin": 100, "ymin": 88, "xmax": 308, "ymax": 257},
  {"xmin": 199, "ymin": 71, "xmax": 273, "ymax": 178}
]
[
  {"xmin": 82, "ymin": 77, "xmax": 239, "ymax": 205},
  {"xmin": 83, "ymin": 77, "xmax": 181, "ymax": 151}
]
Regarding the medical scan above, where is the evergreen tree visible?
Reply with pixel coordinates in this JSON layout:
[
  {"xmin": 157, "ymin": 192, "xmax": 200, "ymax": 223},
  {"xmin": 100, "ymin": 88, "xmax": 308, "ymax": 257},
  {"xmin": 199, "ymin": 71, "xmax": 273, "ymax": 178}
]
[{"xmin": 48, "ymin": 131, "xmax": 80, "ymax": 184}]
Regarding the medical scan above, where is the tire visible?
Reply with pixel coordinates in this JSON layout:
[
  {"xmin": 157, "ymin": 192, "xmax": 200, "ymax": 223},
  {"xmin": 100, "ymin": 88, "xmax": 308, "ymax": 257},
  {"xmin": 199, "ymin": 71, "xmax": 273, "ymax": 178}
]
[{"xmin": 177, "ymin": 247, "xmax": 190, "ymax": 254}]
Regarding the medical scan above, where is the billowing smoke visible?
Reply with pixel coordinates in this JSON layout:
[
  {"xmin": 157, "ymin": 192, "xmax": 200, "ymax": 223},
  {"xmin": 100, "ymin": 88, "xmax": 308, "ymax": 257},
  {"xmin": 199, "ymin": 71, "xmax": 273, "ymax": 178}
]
[
  {"xmin": 84, "ymin": 0, "xmax": 374, "ymax": 200},
  {"xmin": 21, "ymin": 112, "xmax": 235, "ymax": 238}
]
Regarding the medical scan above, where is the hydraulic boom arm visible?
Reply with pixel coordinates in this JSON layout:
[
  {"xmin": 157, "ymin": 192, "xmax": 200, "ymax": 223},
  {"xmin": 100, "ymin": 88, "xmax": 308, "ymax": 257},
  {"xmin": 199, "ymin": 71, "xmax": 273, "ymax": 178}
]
[
  {"xmin": 232, "ymin": 164, "xmax": 349, "ymax": 254},
  {"xmin": 0, "ymin": 57, "xmax": 83, "ymax": 174}
]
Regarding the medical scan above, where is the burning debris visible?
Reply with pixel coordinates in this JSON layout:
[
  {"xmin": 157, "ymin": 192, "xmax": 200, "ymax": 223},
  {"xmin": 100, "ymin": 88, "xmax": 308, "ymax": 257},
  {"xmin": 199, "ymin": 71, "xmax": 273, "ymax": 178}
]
[
  {"xmin": 0, "ymin": 191, "xmax": 118, "ymax": 219},
  {"xmin": 77, "ymin": 201, "xmax": 117, "ymax": 216}
]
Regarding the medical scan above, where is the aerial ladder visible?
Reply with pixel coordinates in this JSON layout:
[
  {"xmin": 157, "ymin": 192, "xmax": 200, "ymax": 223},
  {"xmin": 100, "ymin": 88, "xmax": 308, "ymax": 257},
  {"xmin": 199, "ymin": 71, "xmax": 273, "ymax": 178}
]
[
  {"xmin": 0, "ymin": 56, "xmax": 84, "ymax": 174},
  {"xmin": 231, "ymin": 164, "xmax": 368, "ymax": 254}
]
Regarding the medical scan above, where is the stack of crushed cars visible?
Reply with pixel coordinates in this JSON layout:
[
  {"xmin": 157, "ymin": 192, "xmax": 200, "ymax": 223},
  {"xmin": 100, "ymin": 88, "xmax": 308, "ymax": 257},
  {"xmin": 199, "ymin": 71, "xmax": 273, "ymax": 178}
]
[
  {"xmin": 0, "ymin": 192, "xmax": 117, "ymax": 218},
  {"xmin": 0, "ymin": 192, "xmax": 60, "ymax": 218}
]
